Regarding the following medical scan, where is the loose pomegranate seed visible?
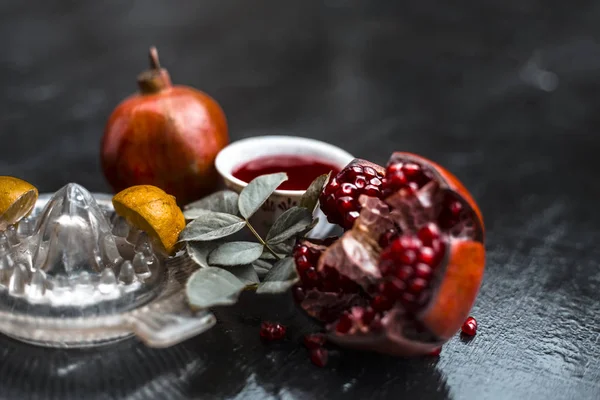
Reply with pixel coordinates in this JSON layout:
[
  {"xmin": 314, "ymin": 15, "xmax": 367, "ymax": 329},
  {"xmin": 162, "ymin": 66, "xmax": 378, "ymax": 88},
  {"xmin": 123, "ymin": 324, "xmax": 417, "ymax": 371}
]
[
  {"xmin": 335, "ymin": 313, "xmax": 353, "ymax": 333},
  {"xmin": 303, "ymin": 333, "xmax": 326, "ymax": 349},
  {"xmin": 319, "ymin": 163, "xmax": 385, "ymax": 229},
  {"xmin": 260, "ymin": 322, "xmax": 287, "ymax": 341},
  {"xmin": 461, "ymin": 316, "xmax": 477, "ymax": 336},
  {"xmin": 310, "ymin": 348, "xmax": 329, "ymax": 367}
]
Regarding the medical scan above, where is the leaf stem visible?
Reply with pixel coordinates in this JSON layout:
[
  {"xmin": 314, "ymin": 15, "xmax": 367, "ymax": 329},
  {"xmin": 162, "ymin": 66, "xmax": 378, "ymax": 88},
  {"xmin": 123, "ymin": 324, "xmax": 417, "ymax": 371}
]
[{"xmin": 246, "ymin": 221, "xmax": 283, "ymax": 260}]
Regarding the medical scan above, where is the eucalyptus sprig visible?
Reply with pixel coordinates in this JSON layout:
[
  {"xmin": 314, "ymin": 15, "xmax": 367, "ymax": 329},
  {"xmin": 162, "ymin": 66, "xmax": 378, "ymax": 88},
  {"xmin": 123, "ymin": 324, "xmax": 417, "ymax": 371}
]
[{"xmin": 179, "ymin": 172, "xmax": 330, "ymax": 310}]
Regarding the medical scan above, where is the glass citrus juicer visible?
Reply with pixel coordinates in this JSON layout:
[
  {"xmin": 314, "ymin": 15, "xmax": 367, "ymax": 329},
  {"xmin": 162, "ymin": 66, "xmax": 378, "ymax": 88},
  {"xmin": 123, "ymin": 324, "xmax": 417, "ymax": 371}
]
[{"xmin": 0, "ymin": 177, "xmax": 214, "ymax": 348}]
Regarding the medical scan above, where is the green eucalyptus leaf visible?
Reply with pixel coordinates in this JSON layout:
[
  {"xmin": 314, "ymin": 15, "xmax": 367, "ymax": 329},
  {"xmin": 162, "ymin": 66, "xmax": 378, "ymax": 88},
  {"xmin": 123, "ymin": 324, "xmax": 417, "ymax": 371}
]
[
  {"xmin": 183, "ymin": 208, "xmax": 216, "ymax": 221},
  {"xmin": 186, "ymin": 267, "xmax": 245, "ymax": 309},
  {"xmin": 270, "ymin": 241, "xmax": 293, "ymax": 256},
  {"xmin": 179, "ymin": 211, "xmax": 246, "ymax": 242},
  {"xmin": 186, "ymin": 241, "xmax": 221, "ymax": 268},
  {"xmin": 224, "ymin": 264, "xmax": 260, "ymax": 286},
  {"xmin": 259, "ymin": 251, "xmax": 278, "ymax": 260},
  {"xmin": 184, "ymin": 190, "xmax": 239, "ymax": 215},
  {"xmin": 256, "ymin": 257, "xmax": 299, "ymax": 294},
  {"xmin": 265, "ymin": 207, "xmax": 313, "ymax": 245},
  {"xmin": 238, "ymin": 173, "xmax": 287, "ymax": 219},
  {"xmin": 299, "ymin": 217, "xmax": 319, "ymax": 236},
  {"xmin": 208, "ymin": 241, "xmax": 264, "ymax": 266},
  {"xmin": 252, "ymin": 259, "xmax": 273, "ymax": 279},
  {"xmin": 299, "ymin": 173, "xmax": 331, "ymax": 211}
]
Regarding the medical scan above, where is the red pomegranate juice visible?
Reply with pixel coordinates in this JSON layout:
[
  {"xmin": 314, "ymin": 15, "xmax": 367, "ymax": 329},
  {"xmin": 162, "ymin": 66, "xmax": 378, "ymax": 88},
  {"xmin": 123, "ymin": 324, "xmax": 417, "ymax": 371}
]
[{"xmin": 232, "ymin": 155, "xmax": 340, "ymax": 191}]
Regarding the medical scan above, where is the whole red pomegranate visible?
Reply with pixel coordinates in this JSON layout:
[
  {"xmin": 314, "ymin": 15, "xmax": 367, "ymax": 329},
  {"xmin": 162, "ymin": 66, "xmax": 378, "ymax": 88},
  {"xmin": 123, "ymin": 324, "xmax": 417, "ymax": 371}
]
[
  {"xmin": 293, "ymin": 152, "xmax": 485, "ymax": 356},
  {"xmin": 101, "ymin": 47, "xmax": 229, "ymax": 206}
]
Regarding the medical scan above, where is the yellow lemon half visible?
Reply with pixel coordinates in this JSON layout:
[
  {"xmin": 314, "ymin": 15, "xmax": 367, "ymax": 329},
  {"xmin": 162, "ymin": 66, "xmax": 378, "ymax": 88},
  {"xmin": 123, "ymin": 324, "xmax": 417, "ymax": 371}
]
[
  {"xmin": 112, "ymin": 185, "xmax": 186, "ymax": 255},
  {"xmin": 0, "ymin": 176, "xmax": 38, "ymax": 231}
]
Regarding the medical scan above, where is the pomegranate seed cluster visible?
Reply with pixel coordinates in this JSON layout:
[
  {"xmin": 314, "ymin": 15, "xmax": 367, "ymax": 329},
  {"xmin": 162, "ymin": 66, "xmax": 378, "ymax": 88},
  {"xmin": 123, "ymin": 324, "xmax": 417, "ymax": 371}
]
[
  {"xmin": 319, "ymin": 164, "xmax": 384, "ymax": 229},
  {"xmin": 382, "ymin": 161, "xmax": 433, "ymax": 198},
  {"xmin": 374, "ymin": 223, "xmax": 446, "ymax": 312},
  {"xmin": 292, "ymin": 240, "xmax": 358, "ymax": 301},
  {"xmin": 334, "ymin": 306, "xmax": 382, "ymax": 334}
]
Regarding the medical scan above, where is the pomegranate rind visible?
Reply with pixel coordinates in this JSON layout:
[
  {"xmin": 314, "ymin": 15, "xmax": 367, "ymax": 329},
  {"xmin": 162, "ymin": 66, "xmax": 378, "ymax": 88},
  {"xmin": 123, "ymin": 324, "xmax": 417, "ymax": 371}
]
[
  {"xmin": 420, "ymin": 240, "xmax": 485, "ymax": 339},
  {"xmin": 327, "ymin": 332, "xmax": 440, "ymax": 357},
  {"xmin": 389, "ymin": 152, "xmax": 484, "ymax": 236}
]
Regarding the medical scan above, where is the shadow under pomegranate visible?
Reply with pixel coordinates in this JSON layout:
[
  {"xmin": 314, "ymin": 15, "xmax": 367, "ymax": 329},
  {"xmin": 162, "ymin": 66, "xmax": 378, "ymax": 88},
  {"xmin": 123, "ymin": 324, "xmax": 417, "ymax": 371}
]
[{"xmin": 293, "ymin": 152, "xmax": 486, "ymax": 356}]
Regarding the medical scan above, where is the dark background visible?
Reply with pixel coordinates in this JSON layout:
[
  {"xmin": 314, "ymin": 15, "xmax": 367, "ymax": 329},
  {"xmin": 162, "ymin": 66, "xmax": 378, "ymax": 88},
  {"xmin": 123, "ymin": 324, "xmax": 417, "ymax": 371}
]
[{"xmin": 1, "ymin": 1, "xmax": 599, "ymax": 399}]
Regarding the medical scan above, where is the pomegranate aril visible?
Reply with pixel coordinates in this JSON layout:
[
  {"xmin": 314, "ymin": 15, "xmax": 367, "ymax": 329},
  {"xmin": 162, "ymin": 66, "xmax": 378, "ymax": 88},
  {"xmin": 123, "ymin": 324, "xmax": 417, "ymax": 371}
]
[
  {"xmin": 387, "ymin": 171, "xmax": 407, "ymax": 187},
  {"xmin": 461, "ymin": 316, "xmax": 477, "ymax": 336},
  {"xmin": 398, "ymin": 249, "xmax": 417, "ymax": 265},
  {"xmin": 294, "ymin": 245, "xmax": 310, "ymax": 258},
  {"xmin": 310, "ymin": 348, "xmax": 329, "ymax": 367},
  {"xmin": 305, "ymin": 267, "xmax": 319, "ymax": 281},
  {"xmin": 337, "ymin": 196, "xmax": 355, "ymax": 212},
  {"xmin": 295, "ymin": 255, "xmax": 312, "ymax": 273},
  {"xmin": 379, "ymin": 279, "xmax": 405, "ymax": 300},
  {"xmin": 402, "ymin": 162, "xmax": 421, "ymax": 177},
  {"xmin": 417, "ymin": 247, "xmax": 436, "ymax": 265},
  {"xmin": 335, "ymin": 313, "xmax": 353, "ymax": 334},
  {"xmin": 340, "ymin": 183, "xmax": 356, "ymax": 196},
  {"xmin": 449, "ymin": 201, "xmax": 463, "ymax": 216},
  {"xmin": 371, "ymin": 295, "xmax": 394, "ymax": 312},
  {"xmin": 414, "ymin": 263, "xmax": 433, "ymax": 279},
  {"xmin": 395, "ymin": 265, "xmax": 413, "ymax": 281},
  {"xmin": 260, "ymin": 322, "xmax": 287, "ymax": 341},
  {"xmin": 398, "ymin": 236, "xmax": 422, "ymax": 251},
  {"xmin": 409, "ymin": 278, "xmax": 428, "ymax": 293},
  {"xmin": 386, "ymin": 162, "xmax": 403, "ymax": 175},
  {"xmin": 355, "ymin": 176, "xmax": 367, "ymax": 188},
  {"xmin": 363, "ymin": 185, "xmax": 380, "ymax": 197},
  {"xmin": 417, "ymin": 223, "xmax": 440, "ymax": 246},
  {"xmin": 363, "ymin": 166, "xmax": 377, "ymax": 177},
  {"xmin": 303, "ymin": 333, "xmax": 326, "ymax": 349},
  {"xmin": 379, "ymin": 259, "xmax": 395, "ymax": 276},
  {"xmin": 271, "ymin": 324, "xmax": 287, "ymax": 340}
]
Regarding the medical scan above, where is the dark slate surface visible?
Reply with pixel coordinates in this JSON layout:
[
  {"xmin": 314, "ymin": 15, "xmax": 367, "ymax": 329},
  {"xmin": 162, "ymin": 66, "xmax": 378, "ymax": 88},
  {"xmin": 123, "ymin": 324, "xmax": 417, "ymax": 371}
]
[{"xmin": 1, "ymin": 1, "xmax": 599, "ymax": 399}]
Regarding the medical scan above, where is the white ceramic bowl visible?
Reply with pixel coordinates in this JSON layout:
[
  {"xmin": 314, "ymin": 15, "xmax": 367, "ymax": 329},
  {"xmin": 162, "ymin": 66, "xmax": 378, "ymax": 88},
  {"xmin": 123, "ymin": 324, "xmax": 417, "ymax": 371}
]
[{"xmin": 215, "ymin": 135, "xmax": 354, "ymax": 237}]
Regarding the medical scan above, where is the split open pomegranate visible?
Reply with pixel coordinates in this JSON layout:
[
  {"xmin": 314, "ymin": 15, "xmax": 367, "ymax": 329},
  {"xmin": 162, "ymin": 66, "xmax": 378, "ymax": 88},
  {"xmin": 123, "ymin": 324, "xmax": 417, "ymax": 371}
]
[{"xmin": 292, "ymin": 152, "xmax": 485, "ymax": 356}]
